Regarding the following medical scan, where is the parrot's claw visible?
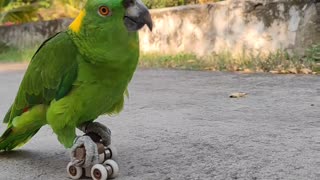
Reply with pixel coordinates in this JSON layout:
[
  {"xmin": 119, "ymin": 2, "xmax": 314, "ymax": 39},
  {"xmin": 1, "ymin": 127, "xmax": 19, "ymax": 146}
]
[
  {"xmin": 71, "ymin": 136, "xmax": 99, "ymax": 167},
  {"xmin": 71, "ymin": 159, "xmax": 84, "ymax": 167},
  {"xmin": 79, "ymin": 122, "xmax": 111, "ymax": 146}
]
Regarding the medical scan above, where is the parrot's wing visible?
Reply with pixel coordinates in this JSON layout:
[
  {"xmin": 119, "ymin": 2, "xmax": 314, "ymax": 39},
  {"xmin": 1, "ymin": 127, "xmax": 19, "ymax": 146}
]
[{"xmin": 4, "ymin": 32, "xmax": 79, "ymax": 124}]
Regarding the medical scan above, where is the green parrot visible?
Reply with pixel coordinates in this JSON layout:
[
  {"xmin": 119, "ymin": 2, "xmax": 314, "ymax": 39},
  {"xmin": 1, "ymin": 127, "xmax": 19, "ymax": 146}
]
[{"xmin": 0, "ymin": 0, "xmax": 152, "ymax": 166}]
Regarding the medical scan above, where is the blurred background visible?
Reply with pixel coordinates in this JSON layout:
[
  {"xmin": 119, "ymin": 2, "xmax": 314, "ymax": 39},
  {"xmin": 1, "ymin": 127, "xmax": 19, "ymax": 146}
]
[
  {"xmin": 0, "ymin": 0, "xmax": 319, "ymax": 74},
  {"xmin": 0, "ymin": 0, "xmax": 223, "ymax": 23},
  {"xmin": 1, "ymin": 2, "xmax": 320, "ymax": 180}
]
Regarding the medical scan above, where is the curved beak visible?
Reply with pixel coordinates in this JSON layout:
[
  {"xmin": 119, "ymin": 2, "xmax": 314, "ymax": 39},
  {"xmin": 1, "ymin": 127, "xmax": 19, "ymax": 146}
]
[{"xmin": 123, "ymin": 0, "xmax": 153, "ymax": 32}]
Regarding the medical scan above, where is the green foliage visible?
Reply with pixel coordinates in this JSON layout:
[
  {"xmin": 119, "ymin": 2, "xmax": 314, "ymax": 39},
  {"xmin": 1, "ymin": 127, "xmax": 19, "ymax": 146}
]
[
  {"xmin": 140, "ymin": 49, "xmax": 317, "ymax": 74},
  {"xmin": 56, "ymin": 0, "xmax": 86, "ymax": 12},
  {"xmin": 304, "ymin": 44, "xmax": 320, "ymax": 72},
  {"xmin": 58, "ymin": 0, "xmax": 85, "ymax": 8},
  {"xmin": 142, "ymin": 0, "xmax": 187, "ymax": 9},
  {"xmin": 0, "ymin": 47, "xmax": 317, "ymax": 74},
  {"xmin": 0, "ymin": 0, "xmax": 87, "ymax": 24},
  {"xmin": 0, "ymin": 0, "xmax": 224, "ymax": 24},
  {"xmin": 142, "ymin": 0, "xmax": 224, "ymax": 9},
  {"xmin": 0, "ymin": 47, "xmax": 35, "ymax": 62},
  {"xmin": 0, "ymin": 41, "xmax": 10, "ymax": 53},
  {"xmin": 306, "ymin": 44, "xmax": 320, "ymax": 62},
  {"xmin": 0, "ymin": 0, "xmax": 51, "ymax": 24},
  {"xmin": 140, "ymin": 53, "xmax": 205, "ymax": 70}
]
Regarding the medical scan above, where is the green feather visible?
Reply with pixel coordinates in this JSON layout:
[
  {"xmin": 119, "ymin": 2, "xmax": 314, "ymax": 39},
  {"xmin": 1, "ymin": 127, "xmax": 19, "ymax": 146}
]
[
  {"xmin": 5, "ymin": 32, "xmax": 79, "ymax": 125},
  {"xmin": 1, "ymin": 0, "xmax": 142, "ymax": 149}
]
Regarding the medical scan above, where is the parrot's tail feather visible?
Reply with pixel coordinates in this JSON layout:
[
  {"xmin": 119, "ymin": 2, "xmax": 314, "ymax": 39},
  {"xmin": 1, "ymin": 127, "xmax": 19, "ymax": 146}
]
[
  {"xmin": 0, "ymin": 105, "xmax": 47, "ymax": 151},
  {"xmin": 3, "ymin": 106, "xmax": 12, "ymax": 123},
  {"xmin": 0, "ymin": 126, "xmax": 40, "ymax": 151}
]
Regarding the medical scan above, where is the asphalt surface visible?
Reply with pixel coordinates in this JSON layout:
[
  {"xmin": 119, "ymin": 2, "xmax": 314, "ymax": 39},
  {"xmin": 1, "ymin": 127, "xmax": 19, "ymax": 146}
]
[{"xmin": 0, "ymin": 68, "xmax": 319, "ymax": 180}]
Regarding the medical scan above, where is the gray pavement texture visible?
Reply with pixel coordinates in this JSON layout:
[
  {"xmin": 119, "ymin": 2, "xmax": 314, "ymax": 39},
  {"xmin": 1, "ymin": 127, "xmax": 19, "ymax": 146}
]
[{"xmin": 0, "ymin": 69, "xmax": 319, "ymax": 180}]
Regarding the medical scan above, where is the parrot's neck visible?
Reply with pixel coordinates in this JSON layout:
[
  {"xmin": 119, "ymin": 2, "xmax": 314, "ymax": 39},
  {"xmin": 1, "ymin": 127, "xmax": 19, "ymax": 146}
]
[
  {"xmin": 69, "ymin": 27, "xmax": 140, "ymax": 89},
  {"xmin": 67, "ymin": 29, "xmax": 139, "ymax": 68}
]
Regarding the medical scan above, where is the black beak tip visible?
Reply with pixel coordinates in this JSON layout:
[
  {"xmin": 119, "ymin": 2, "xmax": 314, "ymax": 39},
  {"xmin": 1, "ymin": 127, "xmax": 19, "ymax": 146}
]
[
  {"xmin": 147, "ymin": 23, "xmax": 153, "ymax": 31},
  {"xmin": 144, "ymin": 12, "xmax": 153, "ymax": 32}
]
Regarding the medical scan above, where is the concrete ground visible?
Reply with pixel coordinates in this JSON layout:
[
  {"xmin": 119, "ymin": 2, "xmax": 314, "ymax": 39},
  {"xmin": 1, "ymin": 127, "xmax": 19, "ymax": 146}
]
[{"xmin": 0, "ymin": 68, "xmax": 319, "ymax": 180}]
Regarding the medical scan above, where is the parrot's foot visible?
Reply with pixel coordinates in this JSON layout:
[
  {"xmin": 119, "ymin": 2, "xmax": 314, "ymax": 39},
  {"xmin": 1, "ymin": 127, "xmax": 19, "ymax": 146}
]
[
  {"xmin": 71, "ymin": 136, "xmax": 99, "ymax": 167},
  {"xmin": 67, "ymin": 138, "xmax": 120, "ymax": 180},
  {"xmin": 79, "ymin": 122, "xmax": 111, "ymax": 146}
]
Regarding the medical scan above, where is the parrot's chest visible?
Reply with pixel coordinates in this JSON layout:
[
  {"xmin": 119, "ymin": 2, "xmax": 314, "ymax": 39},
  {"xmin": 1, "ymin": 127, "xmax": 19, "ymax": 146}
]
[
  {"xmin": 73, "ymin": 81, "xmax": 127, "ymax": 122},
  {"xmin": 73, "ymin": 62, "xmax": 135, "ymax": 121},
  {"xmin": 69, "ymin": 47, "xmax": 139, "ymax": 122}
]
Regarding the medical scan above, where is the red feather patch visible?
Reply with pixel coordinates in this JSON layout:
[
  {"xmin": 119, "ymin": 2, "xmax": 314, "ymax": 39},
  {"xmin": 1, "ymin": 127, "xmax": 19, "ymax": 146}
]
[{"xmin": 23, "ymin": 107, "xmax": 29, "ymax": 113}]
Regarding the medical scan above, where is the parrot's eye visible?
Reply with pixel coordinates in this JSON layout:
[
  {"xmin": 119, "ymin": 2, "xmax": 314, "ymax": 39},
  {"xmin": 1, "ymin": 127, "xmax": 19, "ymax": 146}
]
[{"xmin": 98, "ymin": 6, "xmax": 111, "ymax": 16}]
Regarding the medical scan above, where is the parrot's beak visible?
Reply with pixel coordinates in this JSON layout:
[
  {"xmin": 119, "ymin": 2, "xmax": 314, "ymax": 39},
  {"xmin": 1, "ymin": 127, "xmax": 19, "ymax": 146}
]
[{"xmin": 123, "ymin": 0, "xmax": 153, "ymax": 32}]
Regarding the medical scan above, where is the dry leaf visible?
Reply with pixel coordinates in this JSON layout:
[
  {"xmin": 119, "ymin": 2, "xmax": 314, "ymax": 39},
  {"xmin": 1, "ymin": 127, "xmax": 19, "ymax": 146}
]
[
  {"xmin": 269, "ymin": 70, "xmax": 279, "ymax": 74},
  {"xmin": 279, "ymin": 70, "xmax": 288, "ymax": 74},
  {"xmin": 187, "ymin": 60, "xmax": 196, "ymax": 63},
  {"xmin": 288, "ymin": 68, "xmax": 298, "ymax": 74},
  {"xmin": 300, "ymin": 68, "xmax": 312, "ymax": 74},
  {"xmin": 243, "ymin": 69, "xmax": 252, "ymax": 73},
  {"xmin": 229, "ymin": 92, "xmax": 247, "ymax": 98},
  {"xmin": 204, "ymin": 67, "xmax": 216, "ymax": 71},
  {"xmin": 256, "ymin": 68, "xmax": 264, "ymax": 73}
]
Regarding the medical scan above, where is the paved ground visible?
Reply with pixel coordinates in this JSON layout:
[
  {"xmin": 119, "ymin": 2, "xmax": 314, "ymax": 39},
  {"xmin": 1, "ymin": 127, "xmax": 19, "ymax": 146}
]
[{"xmin": 0, "ymin": 68, "xmax": 319, "ymax": 180}]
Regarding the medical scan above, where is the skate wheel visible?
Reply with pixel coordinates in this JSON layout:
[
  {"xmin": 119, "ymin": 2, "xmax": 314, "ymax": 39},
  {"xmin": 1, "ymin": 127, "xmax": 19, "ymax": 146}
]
[
  {"xmin": 67, "ymin": 162, "xmax": 83, "ymax": 179},
  {"xmin": 106, "ymin": 145, "xmax": 118, "ymax": 160},
  {"xmin": 104, "ymin": 159, "xmax": 119, "ymax": 179},
  {"xmin": 91, "ymin": 164, "xmax": 108, "ymax": 180},
  {"xmin": 99, "ymin": 153, "xmax": 106, "ymax": 164}
]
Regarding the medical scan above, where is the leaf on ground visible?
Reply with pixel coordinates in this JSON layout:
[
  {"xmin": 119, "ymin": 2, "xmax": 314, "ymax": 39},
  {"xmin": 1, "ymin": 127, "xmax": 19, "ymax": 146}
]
[{"xmin": 229, "ymin": 92, "xmax": 248, "ymax": 98}]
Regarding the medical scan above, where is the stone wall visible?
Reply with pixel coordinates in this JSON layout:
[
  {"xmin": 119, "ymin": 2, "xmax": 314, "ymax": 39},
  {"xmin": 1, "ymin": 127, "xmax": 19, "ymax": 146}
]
[
  {"xmin": 0, "ymin": 19, "xmax": 72, "ymax": 49},
  {"xmin": 0, "ymin": 0, "xmax": 319, "ymax": 56},
  {"xmin": 140, "ymin": 0, "xmax": 320, "ymax": 56}
]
